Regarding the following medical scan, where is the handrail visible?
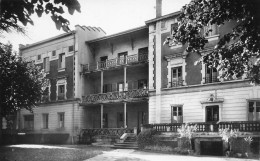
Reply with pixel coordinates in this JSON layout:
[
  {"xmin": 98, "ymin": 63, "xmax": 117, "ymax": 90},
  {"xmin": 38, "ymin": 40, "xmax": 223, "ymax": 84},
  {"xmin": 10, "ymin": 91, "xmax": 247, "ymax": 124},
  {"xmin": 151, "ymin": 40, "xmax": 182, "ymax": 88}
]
[{"xmin": 82, "ymin": 89, "xmax": 148, "ymax": 103}]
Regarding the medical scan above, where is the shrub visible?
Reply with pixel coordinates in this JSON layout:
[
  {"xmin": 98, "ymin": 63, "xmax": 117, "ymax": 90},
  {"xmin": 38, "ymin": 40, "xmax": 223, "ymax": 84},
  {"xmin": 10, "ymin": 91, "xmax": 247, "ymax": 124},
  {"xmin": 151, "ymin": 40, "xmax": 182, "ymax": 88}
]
[
  {"xmin": 177, "ymin": 123, "xmax": 197, "ymax": 150},
  {"xmin": 137, "ymin": 128, "xmax": 158, "ymax": 149}
]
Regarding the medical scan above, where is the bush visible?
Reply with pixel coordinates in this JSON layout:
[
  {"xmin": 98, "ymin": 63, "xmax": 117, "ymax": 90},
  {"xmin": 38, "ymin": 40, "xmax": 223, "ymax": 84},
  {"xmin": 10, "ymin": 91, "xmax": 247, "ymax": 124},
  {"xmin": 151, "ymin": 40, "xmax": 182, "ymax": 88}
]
[{"xmin": 137, "ymin": 129, "xmax": 158, "ymax": 149}]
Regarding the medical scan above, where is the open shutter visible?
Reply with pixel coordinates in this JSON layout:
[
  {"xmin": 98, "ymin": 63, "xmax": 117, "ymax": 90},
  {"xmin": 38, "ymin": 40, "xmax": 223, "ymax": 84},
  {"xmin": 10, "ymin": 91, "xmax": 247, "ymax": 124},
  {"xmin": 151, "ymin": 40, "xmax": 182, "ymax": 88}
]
[
  {"xmin": 133, "ymin": 81, "xmax": 138, "ymax": 89},
  {"xmin": 46, "ymin": 57, "xmax": 50, "ymax": 72},
  {"xmin": 62, "ymin": 54, "xmax": 65, "ymax": 68},
  {"xmin": 112, "ymin": 83, "xmax": 117, "ymax": 92}
]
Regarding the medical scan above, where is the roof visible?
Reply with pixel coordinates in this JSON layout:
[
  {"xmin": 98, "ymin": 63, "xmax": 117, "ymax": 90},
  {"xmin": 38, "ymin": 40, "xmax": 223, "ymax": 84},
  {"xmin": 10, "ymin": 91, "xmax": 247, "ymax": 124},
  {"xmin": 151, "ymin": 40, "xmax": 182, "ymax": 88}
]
[
  {"xmin": 86, "ymin": 26, "xmax": 148, "ymax": 43},
  {"xmin": 145, "ymin": 11, "xmax": 181, "ymax": 24},
  {"xmin": 19, "ymin": 31, "xmax": 75, "ymax": 50}
]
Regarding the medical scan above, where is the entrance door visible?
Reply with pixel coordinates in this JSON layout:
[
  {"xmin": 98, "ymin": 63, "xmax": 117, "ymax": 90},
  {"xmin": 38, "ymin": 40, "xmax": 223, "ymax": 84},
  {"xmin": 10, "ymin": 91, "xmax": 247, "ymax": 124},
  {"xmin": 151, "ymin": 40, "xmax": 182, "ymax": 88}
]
[
  {"xmin": 206, "ymin": 105, "xmax": 219, "ymax": 122},
  {"xmin": 117, "ymin": 112, "xmax": 127, "ymax": 128},
  {"xmin": 138, "ymin": 111, "xmax": 147, "ymax": 132}
]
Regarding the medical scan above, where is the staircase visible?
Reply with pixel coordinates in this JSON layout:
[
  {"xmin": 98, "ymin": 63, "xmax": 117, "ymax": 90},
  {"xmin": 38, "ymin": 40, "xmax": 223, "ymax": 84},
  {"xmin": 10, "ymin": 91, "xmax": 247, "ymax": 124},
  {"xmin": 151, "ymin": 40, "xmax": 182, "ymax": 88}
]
[{"xmin": 113, "ymin": 135, "xmax": 138, "ymax": 149}]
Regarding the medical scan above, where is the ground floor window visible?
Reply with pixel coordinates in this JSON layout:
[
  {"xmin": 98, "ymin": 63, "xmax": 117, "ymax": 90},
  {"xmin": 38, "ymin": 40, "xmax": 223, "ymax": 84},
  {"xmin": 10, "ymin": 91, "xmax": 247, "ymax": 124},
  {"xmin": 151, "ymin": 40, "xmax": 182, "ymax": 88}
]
[
  {"xmin": 171, "ymin": 106, "xmax": 183, "ymax": 123},
  {"xmin": 248, "ymin": 101, "xmax": 260, "ymax": 121},
  {"xmin": 24, "ymin": 115, "xmax": 34, "ymax": 130},
  {"xmin": 58, "ymin": 112, "xmax": 65, "ymax": 128},
  {"xmin": 206, "ymin": 105, "xmax": 219, "ymax": 122},
  {"xmin": 42, "ymin": 114, "xmax": 49, "ymax": 129}
]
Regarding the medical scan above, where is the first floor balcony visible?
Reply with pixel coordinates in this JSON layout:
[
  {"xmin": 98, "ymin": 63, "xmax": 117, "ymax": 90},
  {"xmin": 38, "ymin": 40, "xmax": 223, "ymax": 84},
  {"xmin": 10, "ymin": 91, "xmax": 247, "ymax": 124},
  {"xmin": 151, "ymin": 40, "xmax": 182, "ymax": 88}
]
[{"xmin": 82, "ymin": 88, "xmax": 148, "ymax": 104}]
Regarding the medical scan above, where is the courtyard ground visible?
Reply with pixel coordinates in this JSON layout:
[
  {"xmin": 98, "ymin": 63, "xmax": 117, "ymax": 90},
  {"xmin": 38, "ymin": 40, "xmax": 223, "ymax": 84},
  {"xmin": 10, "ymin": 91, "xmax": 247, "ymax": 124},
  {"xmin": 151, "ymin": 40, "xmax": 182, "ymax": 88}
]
[{"xmin": 0, "ymin": 144, "xmax": 111, "ymax": 161}]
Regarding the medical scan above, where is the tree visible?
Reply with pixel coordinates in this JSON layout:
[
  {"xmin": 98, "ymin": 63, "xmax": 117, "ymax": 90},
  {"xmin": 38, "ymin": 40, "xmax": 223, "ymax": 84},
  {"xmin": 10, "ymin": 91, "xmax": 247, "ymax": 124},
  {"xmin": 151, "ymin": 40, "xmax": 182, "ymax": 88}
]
[
  {"xmin": 165, "ymin": 0, "xmax": 260, "ymax": 84},
  {"xmin": 0, "ymin": 0, "xmax": 81, "ymax": 34},
  {"xmin": 0, "ymin": 43, "xmax": 47, "ymax": 143}
]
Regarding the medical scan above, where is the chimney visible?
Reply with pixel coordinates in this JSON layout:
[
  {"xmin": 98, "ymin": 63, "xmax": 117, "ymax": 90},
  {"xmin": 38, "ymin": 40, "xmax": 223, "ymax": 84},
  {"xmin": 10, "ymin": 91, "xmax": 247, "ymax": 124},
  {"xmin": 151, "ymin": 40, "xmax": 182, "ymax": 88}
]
[{"xmin": 156, "ymin": 0, "xmax": 162, "ymax": 18}]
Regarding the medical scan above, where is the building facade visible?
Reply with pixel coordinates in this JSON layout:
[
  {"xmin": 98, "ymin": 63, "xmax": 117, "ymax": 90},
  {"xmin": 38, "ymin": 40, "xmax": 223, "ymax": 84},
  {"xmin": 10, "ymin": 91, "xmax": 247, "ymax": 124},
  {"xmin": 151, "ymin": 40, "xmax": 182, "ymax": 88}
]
[{"xmin": 17, "ymin": 25, "xmax": 106, "ymax": 143}]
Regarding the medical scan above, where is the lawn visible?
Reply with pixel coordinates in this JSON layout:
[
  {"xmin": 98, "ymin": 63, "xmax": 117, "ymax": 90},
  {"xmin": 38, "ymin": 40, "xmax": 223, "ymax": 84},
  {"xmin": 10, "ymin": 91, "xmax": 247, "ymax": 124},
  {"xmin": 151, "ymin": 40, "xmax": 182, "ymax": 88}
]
[{"xmin": 0, "ymin": 144, "xmax": 112, "ymax": 161}]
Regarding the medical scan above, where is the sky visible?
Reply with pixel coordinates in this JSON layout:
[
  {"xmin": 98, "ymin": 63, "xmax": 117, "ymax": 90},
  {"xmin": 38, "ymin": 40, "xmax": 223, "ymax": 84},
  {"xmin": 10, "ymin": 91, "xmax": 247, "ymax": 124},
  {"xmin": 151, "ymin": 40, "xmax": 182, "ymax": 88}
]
[{"xmin": 1, "ymin": 0, "xmax": 191, "ymax": 51}]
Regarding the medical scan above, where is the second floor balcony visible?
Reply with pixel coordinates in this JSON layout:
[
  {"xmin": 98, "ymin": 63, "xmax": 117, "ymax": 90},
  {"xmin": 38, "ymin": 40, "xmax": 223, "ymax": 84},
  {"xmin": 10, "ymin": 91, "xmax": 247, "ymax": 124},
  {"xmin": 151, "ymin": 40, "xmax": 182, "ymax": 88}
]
[
  {"xmin": 82, "ymin": 88, "xmax": 149, "ymax": 104},
  {"xmin": 82, "ymin": 53, "xmax": 148, "ymax": 73}
]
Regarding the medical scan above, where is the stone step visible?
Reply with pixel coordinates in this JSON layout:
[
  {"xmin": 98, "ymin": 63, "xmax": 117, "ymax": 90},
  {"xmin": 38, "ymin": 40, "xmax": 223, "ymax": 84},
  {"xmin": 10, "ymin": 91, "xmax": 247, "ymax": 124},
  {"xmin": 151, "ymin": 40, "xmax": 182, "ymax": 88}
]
[{"xmin": 112, "ymin": 144, "xmax": 139, "ymax": 149}]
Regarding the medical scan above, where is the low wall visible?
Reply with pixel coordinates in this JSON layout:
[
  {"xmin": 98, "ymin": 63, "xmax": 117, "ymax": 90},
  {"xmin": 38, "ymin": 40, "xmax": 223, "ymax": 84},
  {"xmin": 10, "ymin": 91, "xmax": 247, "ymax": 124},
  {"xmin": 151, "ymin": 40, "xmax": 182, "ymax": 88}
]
[{"xmin": 2, "ymin": 133, "xmax": 70, "ymax": 145}]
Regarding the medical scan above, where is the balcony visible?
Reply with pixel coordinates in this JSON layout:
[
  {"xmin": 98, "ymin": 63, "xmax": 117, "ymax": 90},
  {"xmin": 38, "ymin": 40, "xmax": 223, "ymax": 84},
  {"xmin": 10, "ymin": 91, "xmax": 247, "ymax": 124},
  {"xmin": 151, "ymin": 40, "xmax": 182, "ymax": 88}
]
[
  {"xmin": 57, "ymin": 93, "xmax": 65, "ymax": 100},
  {"xmin": 82, "ymin": 89, "xmax": 149, "ymax": 104},
  {"xmin": 169, "ymin": 79, "xmax": 184, "ymax": 88},
  {"xmin": 82, "ymin": 53, "xmax": 148, "ymax": 73},
  {"xmin": 143, "ymin": 121, "xmax": 260, "ymax": 133}
]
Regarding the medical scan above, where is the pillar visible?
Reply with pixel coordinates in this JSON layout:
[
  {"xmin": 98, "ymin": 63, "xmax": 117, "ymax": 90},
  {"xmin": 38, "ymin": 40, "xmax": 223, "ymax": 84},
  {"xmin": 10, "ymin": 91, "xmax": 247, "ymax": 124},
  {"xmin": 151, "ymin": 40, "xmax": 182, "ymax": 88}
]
[
  {"xmin": 124, "ymin": 102, "xmax": 127, "ymax": 128},
  {"xmin": 101, "ymin": 104, "xmax": 103, "ymax": 128},
  {"xmin": 101, "ymin": 70, "xmax": 103, "ymax": 93},
  {"xmin": 124, "ymin": 66, "xmax": 127, "ymax": 91}
]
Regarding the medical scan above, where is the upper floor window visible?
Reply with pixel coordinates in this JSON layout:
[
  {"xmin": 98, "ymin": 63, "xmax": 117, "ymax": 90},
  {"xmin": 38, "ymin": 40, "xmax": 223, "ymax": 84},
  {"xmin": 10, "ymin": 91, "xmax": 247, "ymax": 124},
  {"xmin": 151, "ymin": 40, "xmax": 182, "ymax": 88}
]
[
  {"xmin": 42, "ymin": 114, "xmax": 49, "ymax": 129},
  {"xmin": 52, "ymin": 50, "xmax": 56, "ymax": 57},
  {"xmin": 204, "ymin": 24, "xmax": 218, "ymax": 37},
  {"xmin": 58, "ymin": 53, "xmax": 65, "ymax": 69},
  {"xmin": 56, "ymin": 79, "xmax": 67, "ymax": 100},
  {"xmin": 118, "ymin": 52, "xmax": 128, "ymax": 65},
  {"xmin": 205, "ymin": 66, "xmax": 218, "ymax": 83},
  {"xmin": 171, "ymin": 66, "xmax": 183, "ymax": 87},
  {"xmin": 58, "ymin": 85, "xmax": 65, "ymax": 100},
  {"xmin": 37, "ymin": 54, "xmax": 41, "ymax": 60},
  {"xmin": 248, "ymin": 101, "xmax": 260, "ymax": 121},
  {"xmin": 43, "ymin": 57, "xmax": 50, "ymax": 72},
  {"xmin": 206, "ymin": 105, "xmax": 219, "ymax": 122},
  {"xmin": 169, "ymin": 23, "xmax": 182, "ymax": 47},
  {"xmin": 171, "ymin": 106, "xmax": 183, "ymax": 123},
  {"xmin": 24, "ymin": 115, "xmax": 34, "ymax": 130},
  {"xmin": 68, "ymin": 45, "xmax": 74, "ymax": 52},
  {"xmin": 103, "ymin": 84, "xmax": 112, "ymax": 93},
  {"xmin": 118, "ymin": 82, "xmax": 128, "ymax": 92}
]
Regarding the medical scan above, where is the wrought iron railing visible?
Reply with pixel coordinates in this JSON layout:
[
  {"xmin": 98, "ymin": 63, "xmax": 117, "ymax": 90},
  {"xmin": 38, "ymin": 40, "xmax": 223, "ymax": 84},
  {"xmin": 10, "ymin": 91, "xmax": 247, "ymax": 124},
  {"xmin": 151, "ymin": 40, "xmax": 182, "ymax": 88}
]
[
  {"xmin": 143, "ymin": 121, "xmax": 260, "ymax": 132},
  {"xmin": 82, "ymin": 89, "xmax": 148, "ymax": 103},
  {"xmin": 170, "ymin": 79, "xmax": 184, "ymax": 87},
  {"xmin": 81, "ymin": 53, "xmax": 148, "ymax": 73}
]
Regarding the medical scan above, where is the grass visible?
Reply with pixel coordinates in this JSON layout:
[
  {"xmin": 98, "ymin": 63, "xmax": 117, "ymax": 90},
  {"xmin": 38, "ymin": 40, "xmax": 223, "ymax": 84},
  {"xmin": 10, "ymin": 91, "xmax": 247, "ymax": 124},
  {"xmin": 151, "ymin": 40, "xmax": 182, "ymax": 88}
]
[{"xmin": 0, "ymin": 144, "xmax": 112, "ymax": 161}]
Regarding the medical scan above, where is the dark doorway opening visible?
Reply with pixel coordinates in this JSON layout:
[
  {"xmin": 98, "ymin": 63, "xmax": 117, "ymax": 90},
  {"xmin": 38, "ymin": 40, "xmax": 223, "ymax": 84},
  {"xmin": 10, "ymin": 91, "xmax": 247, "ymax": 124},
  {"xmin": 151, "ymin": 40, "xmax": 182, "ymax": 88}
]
[{"xmin": 200, "ymin": 141, "xmax": 223, "ymax": 156}]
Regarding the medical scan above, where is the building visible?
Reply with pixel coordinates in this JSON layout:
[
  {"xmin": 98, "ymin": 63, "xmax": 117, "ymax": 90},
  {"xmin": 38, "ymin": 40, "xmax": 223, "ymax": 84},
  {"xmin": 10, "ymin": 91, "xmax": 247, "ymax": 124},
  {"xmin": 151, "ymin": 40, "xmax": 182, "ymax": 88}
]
[
  {"xmin": 17, "ymin": 25, "xmax": 106, "ymax": 143},
  {"xmin": 12, "ymin": 0, "xmax": 260, "ymax": 153}
]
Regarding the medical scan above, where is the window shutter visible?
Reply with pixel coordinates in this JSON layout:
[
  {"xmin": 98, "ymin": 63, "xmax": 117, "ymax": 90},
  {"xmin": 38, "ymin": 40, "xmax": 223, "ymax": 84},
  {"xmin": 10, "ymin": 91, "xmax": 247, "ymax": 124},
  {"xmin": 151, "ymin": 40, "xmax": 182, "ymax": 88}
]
[
  {"xmin": 133, "ymin": 81, "xmax": 138, "ymax": 89},
  {"xmin": 46, "ymin": 57, "xmax": 50, "ymax": 72},
  {"xmin": 112, "ymin": 83, "xmax": 117, "ymax": 92},
  {"xmin": 62, "ymin": 54, "xmax": 65, "ymax": 68},
  {"xmin": 128, "ymin": 81, "xmax": 132, "ymax": 90},
  {"xmin": 108, "ymin": 84, "xmax": 112, "ymax": 92}
]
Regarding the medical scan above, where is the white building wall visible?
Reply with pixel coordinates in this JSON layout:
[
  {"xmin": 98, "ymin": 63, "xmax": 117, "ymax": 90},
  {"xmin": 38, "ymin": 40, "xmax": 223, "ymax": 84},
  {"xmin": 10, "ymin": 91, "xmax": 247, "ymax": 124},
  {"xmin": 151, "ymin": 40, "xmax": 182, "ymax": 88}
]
[{"xmin": 149, "ymin": 86, "xmax": 260, "ymax": 123}]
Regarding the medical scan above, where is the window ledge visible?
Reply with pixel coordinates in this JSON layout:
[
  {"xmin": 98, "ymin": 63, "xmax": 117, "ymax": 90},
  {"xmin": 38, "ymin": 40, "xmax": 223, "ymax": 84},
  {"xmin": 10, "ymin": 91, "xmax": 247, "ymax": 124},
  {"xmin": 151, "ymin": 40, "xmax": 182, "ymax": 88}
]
[
  {"xmin": 206, "ymin": 34, "xmax": 219, "ymax": 41},
  {"xmin": 58, "ymin": 68, "xmax": 66, "ymax": 72}
]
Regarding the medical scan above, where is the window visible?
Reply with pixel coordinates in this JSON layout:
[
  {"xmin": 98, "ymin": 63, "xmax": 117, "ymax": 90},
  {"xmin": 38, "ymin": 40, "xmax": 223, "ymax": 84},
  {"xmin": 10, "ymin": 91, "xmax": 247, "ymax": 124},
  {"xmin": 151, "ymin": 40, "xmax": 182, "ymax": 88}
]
[
  {"xmin": 43, "ymin": 57, "xmax": 50, "ymax": 72},
  {"xmin": 103, "ymin": 113, "xmax": 108, "ymax": 128},
  {"xmin": 138, "ymin": 79, "xmax": 147, "ymax": 89},
  {"xmin": 206, "ymin": 105, "xmax": 219, "ymax": 122},
  {"xmin": 24, "ymin": 115, "xmax": 34, "ymax": 130},
  {"xmin": 42, "ymin": 86, "xmax": 49, "ymax": 102},
  {"xmin": 248, "ymin": 101, "xmax": 260, "ymax": 121},
  {"xmin": 118, "ymin": 52, "xmax": 127, "ymax": 65},
  {"xmin": 52, "ymin": 50, "xmax": 56, "ymax": 57},
  {"xmin": 42, "ymin": 114, "xmax": 49, "ymax": 129},
  {"xmin": 58, "ymin": 113, "xmax": 65, "ymax": 128},
  {"xmin": 171, "ymin": 66, "xmax": 183, "ymax": 87},
  {"xmin": 99, "ymin": 56, "xmax": 108, "ymax": 68},
  {"xmin": 58, "ymin": 85, "xmax": 65, "ymax": 100},
  {"xmin": 58, "ymin": 53, "xmax": 65, "ymax": 69},
  {"xmin": 37, "ymin": 54, "xmax": 41, "ymax": 60},
  {"xmin": 204, "ymin": 24, "xmax": 218, "ymax": 37},
  {"xmin": 103, "ymin": 84, "xmax": 112, "ymax": 93},
  {"xmin": 68, "ymin": 45, "xmax": 74, "ymax": 52},
  {"xmin": 205, "ymin": 66, "xmax": 218, "ymax": 83},
  {"xmin": 138, "ymin": 47, "xmax": 148, "ymax": 55},
  {"xmin": 118, "ymin": 82, "xmax": 128, "ymax": 92},
  {"xmin": 171, "ymin": 106, "xmax": 183, "ymax": 123}
]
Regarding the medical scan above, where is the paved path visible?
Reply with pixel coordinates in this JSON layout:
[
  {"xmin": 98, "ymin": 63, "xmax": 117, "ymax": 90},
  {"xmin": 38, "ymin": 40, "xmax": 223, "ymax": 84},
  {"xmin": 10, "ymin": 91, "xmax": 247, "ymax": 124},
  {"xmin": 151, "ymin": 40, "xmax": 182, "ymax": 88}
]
[{"xmin": 84, "ymin": 149, "xmax": 259, "ymax": 161}]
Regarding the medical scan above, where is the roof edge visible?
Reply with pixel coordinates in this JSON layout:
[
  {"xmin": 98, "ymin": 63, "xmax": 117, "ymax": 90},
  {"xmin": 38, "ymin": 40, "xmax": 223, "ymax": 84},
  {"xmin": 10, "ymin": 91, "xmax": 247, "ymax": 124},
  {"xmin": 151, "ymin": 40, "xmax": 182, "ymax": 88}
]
[{"xmin": 86, "ymin": 25, "xmax": 148, "ymax": 43}]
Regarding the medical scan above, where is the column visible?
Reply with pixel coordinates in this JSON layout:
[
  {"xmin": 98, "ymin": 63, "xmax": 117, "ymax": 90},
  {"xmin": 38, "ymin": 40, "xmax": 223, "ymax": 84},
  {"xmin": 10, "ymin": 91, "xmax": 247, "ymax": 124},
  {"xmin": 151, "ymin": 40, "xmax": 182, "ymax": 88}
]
[
  {"xmin": 124, "ymin": 102, "xmax": 127, "ymax": 128},
  {"xmin": 101, "ymin": 104, "xmax": 103, "ymax": 128},
  {"xmin": 101, "ymin": 70, "xmax": 103, "ymax": 93},
  {"xmin": 124, "ymin": 66, "xmax": 127, "ymax": 91}
]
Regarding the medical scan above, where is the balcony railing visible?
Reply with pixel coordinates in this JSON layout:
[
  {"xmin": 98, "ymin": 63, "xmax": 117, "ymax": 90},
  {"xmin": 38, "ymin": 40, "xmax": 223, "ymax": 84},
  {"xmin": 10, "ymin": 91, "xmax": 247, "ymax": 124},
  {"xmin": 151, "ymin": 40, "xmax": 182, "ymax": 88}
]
[
  {"xmin": 143, "ymin": 121, "xmax": 260, "ymax": 133},
  {"xmin": 82, "ymin": 89, "xmax": 149, "ymax": 103},
  {"xmin": 169, "ymin": 79, "xmax": 184, "ymax": 87},
  {"xmin": 57, "ymin": 93, "xmax": 65, "ymax": 100},
  {"xmin": 81, "ymin": 53, "xmax": 148, "ymax": 73}
]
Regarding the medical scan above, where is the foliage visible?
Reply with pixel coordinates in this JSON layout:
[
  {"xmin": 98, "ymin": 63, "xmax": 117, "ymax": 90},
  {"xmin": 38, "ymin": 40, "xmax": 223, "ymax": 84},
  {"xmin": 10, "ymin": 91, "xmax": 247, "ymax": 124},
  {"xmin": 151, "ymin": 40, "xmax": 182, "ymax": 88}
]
[
  {"xmin": 165, "ymin": 0, "xmax": 260, "ymax": 84},
  {"xmin": 0, "ymin": 0, "xmax": 81, "ymax": 33},
  {"xmin": 137, "ymin": 128, "xmax": 158, "ymax": 149},
  {"xmin": 177, "ymin": 123, "xmax": 197, "ymax": 139},
  {"xmin": 219, "ymin": 128, "xmax": 239, "ymax": 142},
  {"xmin": 0, "ymin": 43, "xmax": 47, "ymax": 117}
]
